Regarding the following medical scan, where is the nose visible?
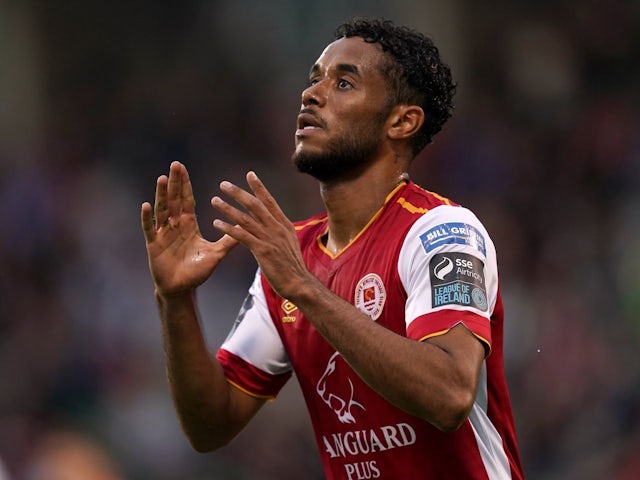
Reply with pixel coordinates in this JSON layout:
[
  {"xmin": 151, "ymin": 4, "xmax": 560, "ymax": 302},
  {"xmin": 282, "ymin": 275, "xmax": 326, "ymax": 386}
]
[{"xmin": 301, "ymin": 80, "xmax": 326, "ymax": 107}]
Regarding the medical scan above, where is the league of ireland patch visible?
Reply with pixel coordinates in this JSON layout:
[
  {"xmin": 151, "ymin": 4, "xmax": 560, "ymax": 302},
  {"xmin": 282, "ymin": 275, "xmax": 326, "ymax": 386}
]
[{"xmin": 429, "ymin": 253, "xmax": 488, "ymax": 311}]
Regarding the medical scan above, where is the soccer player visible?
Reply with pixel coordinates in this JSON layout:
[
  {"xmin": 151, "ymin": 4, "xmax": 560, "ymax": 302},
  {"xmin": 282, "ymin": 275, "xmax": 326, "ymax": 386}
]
[{"xmin": 141, "ymin": 18, "xmax": 524, "ymax": 479}]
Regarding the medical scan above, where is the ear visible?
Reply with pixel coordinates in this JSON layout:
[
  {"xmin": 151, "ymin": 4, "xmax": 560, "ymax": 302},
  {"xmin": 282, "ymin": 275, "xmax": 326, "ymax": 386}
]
[{"xmin": 386, "ymin": 105, "xmax": 424, "ymax": 141}]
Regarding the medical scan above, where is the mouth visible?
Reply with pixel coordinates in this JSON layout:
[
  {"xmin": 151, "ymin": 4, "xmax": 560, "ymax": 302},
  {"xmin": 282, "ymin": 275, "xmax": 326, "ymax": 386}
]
[{"xmin": 296, "ymin": 110, "xmax": 324, "ymax": 136}]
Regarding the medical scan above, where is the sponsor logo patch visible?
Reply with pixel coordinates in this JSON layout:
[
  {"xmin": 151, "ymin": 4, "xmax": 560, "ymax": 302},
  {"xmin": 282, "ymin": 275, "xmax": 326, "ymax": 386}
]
[
  {"xmin": 419, "ymin": 222, "xmax": 486, "ymax": 256},
  {"xmin": 281, "ymin": 299, "xmax": 298, "ymax": 323},
  {"xmin": 429, "ymin": 253, "xmax": 488, "ymax": 311},
  {"xmin": 354, "ymin": 273, "xmax": 386, "ymax": 321}
]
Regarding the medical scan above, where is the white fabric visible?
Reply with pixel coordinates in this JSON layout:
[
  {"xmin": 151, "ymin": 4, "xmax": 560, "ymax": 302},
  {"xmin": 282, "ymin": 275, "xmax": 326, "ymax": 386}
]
[
  {"xmin": 220, "ymin": 269, "xmax": 291, "ymax": 375},
  {"xmin": 397, "ymin": 205, "xmax": 499, "ymax": 328}
]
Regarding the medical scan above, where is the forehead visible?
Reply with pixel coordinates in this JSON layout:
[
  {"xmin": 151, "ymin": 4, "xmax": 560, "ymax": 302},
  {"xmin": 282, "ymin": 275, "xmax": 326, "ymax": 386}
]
[{"xmin": 313, "ymin": 36, "xmax": 387, "ymax": 75}]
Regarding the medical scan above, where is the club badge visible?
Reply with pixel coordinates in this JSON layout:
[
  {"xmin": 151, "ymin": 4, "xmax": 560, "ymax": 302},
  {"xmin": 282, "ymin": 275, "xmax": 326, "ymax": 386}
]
[{"xmin": 354, "ymin": 273, "xmax": 386, "ymax": 321}]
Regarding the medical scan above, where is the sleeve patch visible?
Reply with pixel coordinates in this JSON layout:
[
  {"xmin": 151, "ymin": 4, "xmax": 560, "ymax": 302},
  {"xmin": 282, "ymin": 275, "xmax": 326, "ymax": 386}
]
[
  {"xmin": 430, "ymin": 253, "xmax": 488, "ymax": 311},
  {"xmin": 419, "ymin": 222, "xmax": 486, "ymax": 256}
]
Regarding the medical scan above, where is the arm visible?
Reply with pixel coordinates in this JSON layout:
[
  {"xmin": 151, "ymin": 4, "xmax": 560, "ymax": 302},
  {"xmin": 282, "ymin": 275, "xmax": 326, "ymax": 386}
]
[
  {"xmin": 141, "ymin": 161, "xmax": 265, "ymax": 451},
  {"xmin": 155, "ymin": 290, "xmax": 266, "ymax": 451},
  {"xmin": 280, "ymin": 277, "xmax": 484, "ymax": 431},
  {"xmin": 211, "ymin": 172, "xmax": 485, "ymax": 432}
]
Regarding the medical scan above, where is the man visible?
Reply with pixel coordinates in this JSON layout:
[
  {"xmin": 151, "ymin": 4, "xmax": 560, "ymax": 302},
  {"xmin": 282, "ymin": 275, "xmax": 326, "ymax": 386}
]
[{"xmin": 141, "ymin": 18, "xmax": 524, "ymax": 479}]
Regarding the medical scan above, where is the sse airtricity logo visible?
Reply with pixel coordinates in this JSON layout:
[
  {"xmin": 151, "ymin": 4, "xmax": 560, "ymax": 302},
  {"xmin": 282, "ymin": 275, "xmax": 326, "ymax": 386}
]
[{"xmin": 433, "ymin": 256, "xmax": 454, "ymax": 280}]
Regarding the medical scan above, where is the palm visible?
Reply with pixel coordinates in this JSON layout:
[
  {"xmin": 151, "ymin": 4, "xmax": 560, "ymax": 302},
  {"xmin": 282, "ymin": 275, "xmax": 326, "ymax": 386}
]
[
  {"xmin": 147, "ymin": 214, "xmax": 216, "ymax": 294},
  {"xmin": 141, "ymin": 162, "xmax": 237, "ymax": 296}
]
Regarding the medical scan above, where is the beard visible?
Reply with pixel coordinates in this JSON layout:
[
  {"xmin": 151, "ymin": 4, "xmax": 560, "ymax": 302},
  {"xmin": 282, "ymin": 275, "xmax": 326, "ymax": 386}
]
[
  {"xmin": 292, "ymin": 112, "xmax": 388, "ymax": 183},
  {"xmin": 292, "ymin": 135, "xmax": 381, "ymax": 183}
]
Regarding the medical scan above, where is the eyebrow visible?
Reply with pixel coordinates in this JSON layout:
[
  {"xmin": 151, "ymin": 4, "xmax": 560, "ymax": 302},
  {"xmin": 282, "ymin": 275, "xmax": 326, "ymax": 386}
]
[{"xmin": 308, "ymin": 62, "xmax": 362, "ymax": 78}]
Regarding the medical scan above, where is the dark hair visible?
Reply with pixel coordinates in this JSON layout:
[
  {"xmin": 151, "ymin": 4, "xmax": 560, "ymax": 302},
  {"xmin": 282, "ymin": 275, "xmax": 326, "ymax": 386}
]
[{"xmin": 335, "ymin": 18, "xmax": 456, "ymax": 156}]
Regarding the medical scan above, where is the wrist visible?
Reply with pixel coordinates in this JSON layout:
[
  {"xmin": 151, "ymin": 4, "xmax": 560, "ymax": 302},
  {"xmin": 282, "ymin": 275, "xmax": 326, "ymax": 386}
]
[
  {"xmin": 283, "ymin": 273, "xmax": 325, "ymax": 309},
  {"xmin": 155, "ymin": 288, "xmax": 196, "ymax": 308}
]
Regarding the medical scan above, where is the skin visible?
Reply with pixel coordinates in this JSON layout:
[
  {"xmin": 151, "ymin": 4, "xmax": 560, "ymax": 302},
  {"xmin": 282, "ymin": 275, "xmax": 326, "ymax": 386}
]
[{"xmin": 141, "ymin": 36, "xmax": 485, "ymax": 452}]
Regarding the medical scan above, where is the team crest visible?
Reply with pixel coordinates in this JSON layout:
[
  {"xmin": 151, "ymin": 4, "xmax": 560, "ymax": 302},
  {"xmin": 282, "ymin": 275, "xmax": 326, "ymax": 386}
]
[{"xmin": 354, "ymin": 273, "xmax": 386, "ymax": 321}]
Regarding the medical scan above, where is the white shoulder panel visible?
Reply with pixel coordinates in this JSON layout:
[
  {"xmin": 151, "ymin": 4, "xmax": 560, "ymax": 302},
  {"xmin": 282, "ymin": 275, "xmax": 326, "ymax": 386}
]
[
  {"xmin": 221, "ymin": 269, "xmax": 291, "ymax": 374},
  {"xmin": 397, "ymin": 205, "xmax": 499, "ymax": 328}
]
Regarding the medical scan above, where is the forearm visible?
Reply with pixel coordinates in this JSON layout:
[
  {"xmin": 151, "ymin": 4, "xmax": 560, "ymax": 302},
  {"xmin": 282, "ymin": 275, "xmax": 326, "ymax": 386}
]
[
  {"xmin": 289, "ymin": 276, "xmax": 480, "ymax": 431},
  {"xmin": 156, "ymin": 290, "xmax": 241, "ymax": 450}
]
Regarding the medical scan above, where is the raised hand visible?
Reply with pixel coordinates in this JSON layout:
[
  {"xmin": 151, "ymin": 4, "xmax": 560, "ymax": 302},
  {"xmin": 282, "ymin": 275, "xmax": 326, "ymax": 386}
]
[
  {"xmin": 211, "ymin": 171, "xmax": 310, "ymax": 300},
  {"xmin": 141, "ymin": 161, "xmax": 238, "ymax": 296}
]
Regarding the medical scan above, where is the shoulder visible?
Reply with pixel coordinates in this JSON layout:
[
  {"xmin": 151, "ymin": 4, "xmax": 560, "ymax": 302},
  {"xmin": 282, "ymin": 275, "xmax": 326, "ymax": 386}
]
[
  {"xmin": 401, "ymin": 203, "xmax": 493, "ymax": 264},
  {"xmin": 292, "ymin": 211, "xmax": 328, "ymax": 244},
  {"xmin": 293, "ymin": 211, "xmax": 328, "ymax": 232},
  {"xmin": 384, "ymin": 182, "xmax": 462, "ymax": 231},
  {"xmin": 395, "ymin": 182, "xmax": 460, "ymax": 211}
]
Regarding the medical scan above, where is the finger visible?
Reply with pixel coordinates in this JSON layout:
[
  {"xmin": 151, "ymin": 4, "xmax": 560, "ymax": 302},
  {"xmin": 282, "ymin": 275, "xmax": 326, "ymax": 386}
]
[
  {"xmin": 218, "ymin": 180, "xmax": 272, "ymax": 226},
  {"xmin": 211, "ymin": 195, "xmax": 260, "ymax": 234},
  {"xmin": 212, "ymin": 218, "xmax": 255, "ymax": 247},
  {"xmin": 215, "ymin": 233, "xmax": 240, "ymax": 255},
  {"xmin": 154, "ymin": 175, "xmax": 170, "ymax": 228},
  {"xmin": 141, "ymin": 201, "xmax": 156, "ymax": 243},
  {"xmin": 166, "ymin": 161, "xmax": 184, "ymax": 217},
  {"xmin": 180, "ymin": 163, "xmax": 196, "ymax": 215},
  {"xmin": 246, "ymin": 171, "xmax": 289, "ymax": 224}
]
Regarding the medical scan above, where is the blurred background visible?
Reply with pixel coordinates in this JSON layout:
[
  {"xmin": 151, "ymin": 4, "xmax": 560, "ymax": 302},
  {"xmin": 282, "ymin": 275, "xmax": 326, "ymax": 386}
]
[{"xmin": 1, "ymin": 0, "xmax": 639, "ymax": 478}]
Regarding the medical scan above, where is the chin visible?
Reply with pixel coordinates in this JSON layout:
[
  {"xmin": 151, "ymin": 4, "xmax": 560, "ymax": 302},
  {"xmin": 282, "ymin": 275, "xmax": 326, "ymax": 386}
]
[
  {"xmin": 293, "ymin": 153, "xmax": 368, "ymax": 184},
  {"xmin": 292, "ymin": 134, "xmax": 381, "ymax": 183}
]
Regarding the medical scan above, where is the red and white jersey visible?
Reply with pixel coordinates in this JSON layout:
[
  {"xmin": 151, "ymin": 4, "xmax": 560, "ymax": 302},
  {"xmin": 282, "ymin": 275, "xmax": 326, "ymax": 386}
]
[{"xmin": 217, "ymin": 182, "xmax": 524, "ymax": 480}]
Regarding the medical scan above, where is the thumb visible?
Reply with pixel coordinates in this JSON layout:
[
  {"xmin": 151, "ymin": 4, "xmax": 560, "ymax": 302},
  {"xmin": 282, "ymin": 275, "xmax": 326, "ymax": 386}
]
[{"xmin": 216, "ymin": 234, "xmax": 240, "ymax": 256}]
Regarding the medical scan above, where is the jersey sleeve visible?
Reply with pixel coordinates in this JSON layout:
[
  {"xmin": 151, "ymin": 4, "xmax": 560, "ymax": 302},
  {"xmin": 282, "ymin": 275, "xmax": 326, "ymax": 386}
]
[
  {"xmin": 397, "ymin": 205, "xmax": 498, "ymax": 350},
  {"xmin": 217, "ymin": 269, "xmax": 292, "ymax": 399}
]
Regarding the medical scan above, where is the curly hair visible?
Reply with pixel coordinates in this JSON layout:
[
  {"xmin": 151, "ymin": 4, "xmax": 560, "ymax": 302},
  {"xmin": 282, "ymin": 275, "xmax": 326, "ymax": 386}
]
[{"xmin": 335, "ymin": 18, "xmax": 456, "ymax": 156}]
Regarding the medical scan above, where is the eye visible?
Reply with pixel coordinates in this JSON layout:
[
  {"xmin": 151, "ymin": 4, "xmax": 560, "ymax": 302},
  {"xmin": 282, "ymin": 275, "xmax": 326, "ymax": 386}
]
[
  {"xmin": 337, "ymin": 78, "xmax": 353, "ymax": 90},
  {"xmin": 307, "ymin": 78, "xmax": 320, "ymax": 87}
]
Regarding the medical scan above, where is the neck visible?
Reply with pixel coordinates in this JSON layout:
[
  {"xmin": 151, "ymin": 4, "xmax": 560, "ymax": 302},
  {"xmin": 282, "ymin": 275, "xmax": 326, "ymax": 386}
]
[{"xmin": 319, "ymin": 164, "xmax": 409, "ymax": 255}]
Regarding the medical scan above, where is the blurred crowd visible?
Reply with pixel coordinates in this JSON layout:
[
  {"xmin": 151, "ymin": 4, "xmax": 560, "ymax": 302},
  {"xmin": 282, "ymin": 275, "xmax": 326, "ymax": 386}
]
[{"xmin": 1, "ymin": 1, "xmax": 638, "ymax": 479}]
